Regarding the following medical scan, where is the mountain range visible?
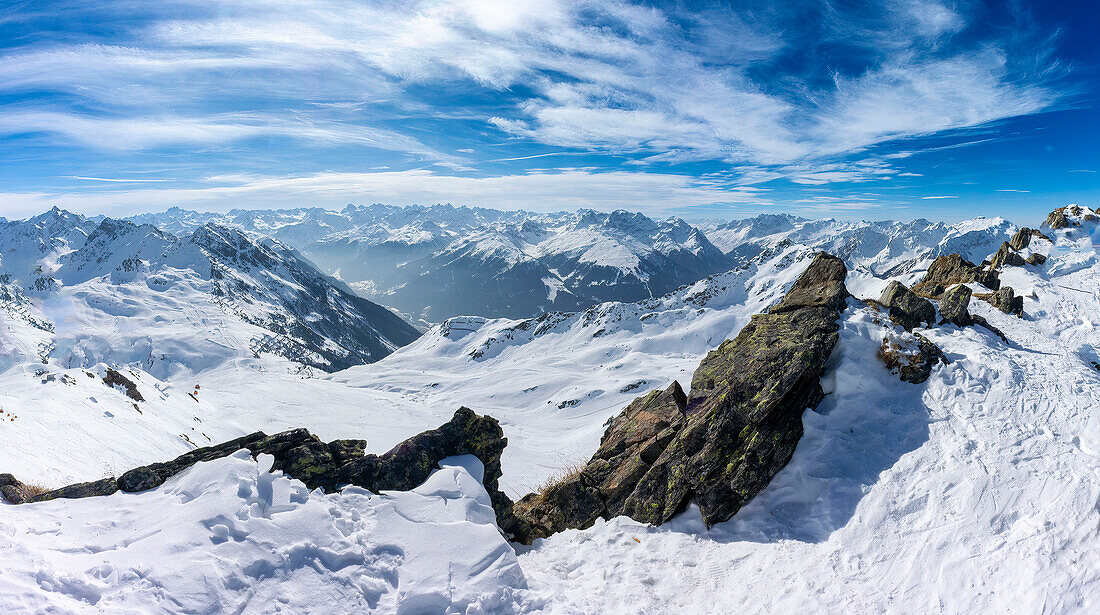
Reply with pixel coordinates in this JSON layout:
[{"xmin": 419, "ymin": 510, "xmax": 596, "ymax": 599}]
[{"xmin": 135, "ymin": 204, "xmax": 1016, "ymax": 325}]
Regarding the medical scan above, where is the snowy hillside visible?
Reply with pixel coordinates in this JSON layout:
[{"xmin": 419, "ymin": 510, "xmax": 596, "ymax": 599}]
[
  {"xmin": 0, "ymin": 210, "xmax": 419, "ymax": 377},
  {"xmin": 1, "ymin": 205, "xmax": 1098, "ymax": 613}
]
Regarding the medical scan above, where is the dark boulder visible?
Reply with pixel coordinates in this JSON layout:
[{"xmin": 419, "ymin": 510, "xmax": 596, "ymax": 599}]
[
  {"xmin": 1008, "ymin": 228, "xmax": 1034, "ymax": 251},
  {"xmin": 912, "ymin": 254, "xmax": 999, "ymax": 298},
  {"xmin": 512, "ymin": 252, "xmax": 849, "ymax": 540},
  {"xmin": 976, "ymin": 287, "xmax": 1023, "ymax": 317},
  {"xmin": 0, "ymin": 474, "xmax": 35, "ymax": 504},
  {"xmin": 878, "ymin": 280, "xmax": 935, "ymax": 331},
  {"xmin": 513, "ymin": 382, "xmax": 688, "ymax": 539},
  {"xmin": 1008, "ymin": 227, "xmax": 1051, "ymax": 251},
  {"xmin": 938, "ymin": 284, "xmax": 973, "ymax": 327},
  {"xmin": 1026, "ymin": 253, "xmax": 1047, "ymax": 266}
]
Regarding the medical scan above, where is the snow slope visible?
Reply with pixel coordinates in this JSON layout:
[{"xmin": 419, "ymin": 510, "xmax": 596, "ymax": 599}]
[{"xmin": 0, "ymin": 452, "xmax": 530, "ymax": 613}]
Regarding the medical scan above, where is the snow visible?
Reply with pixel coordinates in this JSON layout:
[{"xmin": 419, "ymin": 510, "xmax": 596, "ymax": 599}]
[
  {"xmin": 2, "ymin": 206, "xmax": 1099, "ymax": 613},
  {"xmin": 0, "ymin": 451, "xmax": 529, "ymax": 613}
]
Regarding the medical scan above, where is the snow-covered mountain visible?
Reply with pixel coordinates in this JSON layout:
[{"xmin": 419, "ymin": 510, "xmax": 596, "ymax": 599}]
[
  {"xmin": 137, "ymin": 204, "xmax": 1019, "ymax": 325},
  {"xmin": 137, "ymin": 205, "xmax": 734, "ymax": 323},
  {"xmin": 0, "ymin": 209, "xmax": 419, "ymax": 377},
  {"xmin": 698, "ymin": 213, "xmax": 1015, "ymax": 278}
]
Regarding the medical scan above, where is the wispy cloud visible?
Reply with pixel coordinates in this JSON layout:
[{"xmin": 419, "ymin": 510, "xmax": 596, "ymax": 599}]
[
  {"xmin": 0, "ymin": 0, "xmax": 1075, "ymax": 213},
  {"xmin": 0, "ymin": 169, "xmax": 772, "ymax": 218}
]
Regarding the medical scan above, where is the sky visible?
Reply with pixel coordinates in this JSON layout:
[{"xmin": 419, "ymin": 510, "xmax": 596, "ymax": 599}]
[{"xmin": 0, "ymin": 0, "xmax": 1097, "ymax": 223}]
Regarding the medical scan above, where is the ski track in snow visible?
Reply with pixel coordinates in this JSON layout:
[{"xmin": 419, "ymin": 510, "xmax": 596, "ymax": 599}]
[{"xmin": 1, "ymin": 209, "xmax": 1099, "ymax": 613}]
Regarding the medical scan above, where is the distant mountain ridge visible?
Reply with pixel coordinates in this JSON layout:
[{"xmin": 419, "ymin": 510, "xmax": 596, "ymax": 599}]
[{"xmin": 137, "ymin": 204, "xmax": 1017, "ymax": 324}]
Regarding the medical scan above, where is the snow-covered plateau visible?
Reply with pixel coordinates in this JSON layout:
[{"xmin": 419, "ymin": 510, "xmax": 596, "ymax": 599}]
[{"xmin": 1, "ymin": 205, "xmax": 1098, "ymax": 613}]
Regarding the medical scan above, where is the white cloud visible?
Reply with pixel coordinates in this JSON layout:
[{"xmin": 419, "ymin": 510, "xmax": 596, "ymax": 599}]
[
  {"xmin": 0, "ymin": 169, "xmax": 772, "ymax": 219},
  {"xmin": 0, "ymin": 0, "xmax": 1069, "ymax": 199},
  {"xmin": 0, "ymin": 110, "xmax": 459, "ymax": 163}
]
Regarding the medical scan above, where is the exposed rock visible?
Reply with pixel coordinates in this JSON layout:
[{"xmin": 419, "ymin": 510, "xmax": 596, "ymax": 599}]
[
  {"xmin": 513, "ymin": 382, "xmax": 688, "ymax": 539},
  {"xmin": 911, "ymin": 254, "xmax": 999, "ymax": 298},
  {"xmin": 1008, "ymin": 227, "xmax": 1051, "ymax": 251},
  {"xmin": 877, "ymin": 332, "xmax": 948, "ymax": 384},
  {"xmin": 878, "ymin": 280, "xmax": 935, "ymax": 331},
  {"xmin": 0, "ymin": 474, "xmax": 36, "ymax": 504},
  {"xmin": 4, "ymin": 409, "xmax": 519, "ymax": 534},
  {"xmin": 938, "ymin": 284, "xmax": 973, "ymax": 327},
  {"xmin": 976, "ymin": 287, "xmax": 1023, "ymax": 317},
  {"xmin": 1008, "ymin": 228, "xmax": 1033, "ymax": 251},
  {"xmin": 1026, "ymin": 253, "xmax": 1047, "ymax": 266},
  {"xmin": 103, "ymin": 368, "xmax": 144, "ymax": 402},
  {"xmin": 1044, "ymin": 208, "xmax": 1074, "ymax": 230},
  {"xmin": 988, "ymin": 242, "xmax": 1026, "ymax": 270},
  {"xmin": 512, "ymin": 252, "xmax": 849, "ymax": 540}
]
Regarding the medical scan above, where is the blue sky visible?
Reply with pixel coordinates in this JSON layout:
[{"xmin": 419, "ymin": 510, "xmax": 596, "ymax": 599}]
[{"xmin": 0, "ymin": 0, "xmax": 1096, "ymax": 223}]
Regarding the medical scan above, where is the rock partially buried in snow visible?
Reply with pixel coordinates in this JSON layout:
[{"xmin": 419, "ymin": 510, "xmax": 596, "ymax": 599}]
[
  {"xmin": 877, "ymin": 329, "xmax": 948, "ymax": 384},
  {"xmin": 512, "ymin": 252, "xmax": 849, "ymax": 540},
  {"xmin": 988, "ymin": 241, "xmax": 1027, "ymax": 269},
  {"xmin": 2, "ymin": 409, "xmax": 520, "ymax": 534},
  {"xmin": 1044, "ymin": 207, "xmax": 1074, "ymax": 230}
]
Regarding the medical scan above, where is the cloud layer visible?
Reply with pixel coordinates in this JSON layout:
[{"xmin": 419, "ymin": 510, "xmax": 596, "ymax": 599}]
[{"xmin": 0, "ymin": 0, "xmax": 1075, "ymax": 217}]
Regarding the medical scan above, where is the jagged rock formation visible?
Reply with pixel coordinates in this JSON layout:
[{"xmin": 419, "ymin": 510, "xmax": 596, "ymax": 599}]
[
  {"xmin": 1008, "ymin": 227, "xmax": 1051, "ymax": 251},
  {"xmin": 102, "ymin": 368, "xmax": 144, "ymax": 402},
  {"xmin": 989, "ymin": 242, "xmax": 1026, "ymax": 269},
  {"xmin": 976, "ymin": 287, "xmax": 1024, "ymax": 317},
  {"xmin": 911, "ymin": 254, "xmax": 999, "ymax": 298},
  {"xmin": 1044, "ymin": 207, "xmax": 1077, "ymax": 230},
  {"xmin": 1, "ymin": 408, "xmax": 519, "ymax": 532},
  {"xmin": 511, "ymin": 252, "xmax": 849, "ymax": 542},
  {"xmin": 878, "ymin": 281, "xmax": 935, "ymax": 331},
  {"xmin": 938, "ymin": 285, "xmax": 973, "ymax": 327}
]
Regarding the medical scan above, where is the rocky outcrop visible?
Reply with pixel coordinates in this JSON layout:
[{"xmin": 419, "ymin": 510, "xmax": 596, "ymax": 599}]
[
  {"xmin": 878, "ymin": 280, "xmax": 935, "ymax": 331},
  {"xmin": 877, "ymin": 332, "xmax": 948, "ymax": 384},
  {"xmin": 1044, "ymin": 207, "xmax": 1076, "ymax": 230},
  {"xmin": 2, "ymin": 409, "xmax": 519, "ymax": 532},
  {"xmin": 512, "ymin": 252, "xmax": 849, "ymax": 541},
  {"xmin": 1008, "ymin": 227, "xmax": 1051, "ymax": 251},
  {"xmin": 911, "ymin": 254, "xmax": 999, "ymax": 298},
  {"xmin": 988, "ymin": 242, "xmax": 1026, "ymax": 270},
  {"xmin": 103, "ymin": 368, "xmax": 144, "ymax": 402},
  {"xmin": 938, "ymin": 284, "xmax": 973, "ymax": 327},
  {"xmin": 976, "ymin": 287, "xmax": 1023, "ymax": 317},
  {"xmin": 0, "ymin": 474, "xmax": 38, "ymax": 504}
]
